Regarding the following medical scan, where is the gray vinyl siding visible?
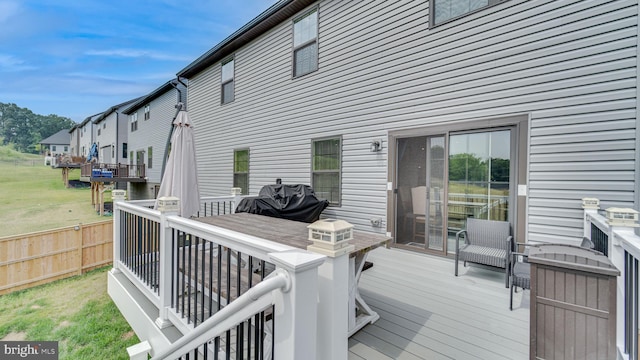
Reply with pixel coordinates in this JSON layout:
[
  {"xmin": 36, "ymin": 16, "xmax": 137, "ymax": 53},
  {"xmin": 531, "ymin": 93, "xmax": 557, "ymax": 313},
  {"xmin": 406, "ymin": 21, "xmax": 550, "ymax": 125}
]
[
  {"xmin": 96, "ymin": 112, "xmax": 128, "ymax": 164},
  {"xmin": 69, "ymin": 129, "xmax": 79, "ymax": 157},
  {"xmin": 128, "ymin": 89, "xmax": 178, "ymax": 185},
  {"xmin": 95, "ymin": 114, "xmax": 116, "ymax": 162},
  {"xmin": 79, "ymin": 117, "xmax": 97, "ymax": 158},
  {"xmin": 188, "ymin": 0, "xmax": 638, "ymax": 240}
]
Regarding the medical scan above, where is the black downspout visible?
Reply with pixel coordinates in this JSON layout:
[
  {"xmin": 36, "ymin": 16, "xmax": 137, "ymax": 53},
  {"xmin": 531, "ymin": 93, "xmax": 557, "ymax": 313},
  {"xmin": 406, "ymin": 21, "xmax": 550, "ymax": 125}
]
[
  {"xmin": 115, "ymin": 109, "xmax": 120, "ymax": 190},
  {"xmin": 115, "ymin": 109, "xmax": 119, "ymax": 163}
]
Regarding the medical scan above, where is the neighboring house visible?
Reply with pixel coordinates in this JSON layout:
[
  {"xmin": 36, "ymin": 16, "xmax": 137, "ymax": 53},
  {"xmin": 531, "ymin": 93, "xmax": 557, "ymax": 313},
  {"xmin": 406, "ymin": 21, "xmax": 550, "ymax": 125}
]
[
  {"xmin": 177, "ymin": 0, "xmax": 639, "ymax": 254},
  {"xmin": 78, "ymin": 112, "xmax": 102, "ymax": 158},
  {"xmin": 93, "ymin": 98, "xmax": 141, "ymax": 164},
  {"xmin": 68, "ymin": 125, "xmax": 80, "ymax": 157},
  {"xmin": 122, "ymin": 79, "xmax": 187, "ymax": 200},
  {"xmin": 39, "ymin": 129, "xmax": 70, "ymax": 156}
]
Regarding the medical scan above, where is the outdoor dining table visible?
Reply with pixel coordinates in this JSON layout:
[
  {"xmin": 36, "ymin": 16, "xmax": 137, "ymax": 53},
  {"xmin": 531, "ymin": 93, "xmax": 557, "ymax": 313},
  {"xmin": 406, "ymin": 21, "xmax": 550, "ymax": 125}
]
[{"xmin": 195, "ymin": 212, "xmax": 391, "ymax": 336}]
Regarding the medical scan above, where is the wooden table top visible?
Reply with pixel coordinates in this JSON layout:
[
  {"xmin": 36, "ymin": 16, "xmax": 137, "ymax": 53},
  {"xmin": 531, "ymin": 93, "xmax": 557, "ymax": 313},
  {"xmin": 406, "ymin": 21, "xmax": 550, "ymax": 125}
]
[{"xmin": 195, "ymin": 212, "xmax": 391, "ymax": 256}]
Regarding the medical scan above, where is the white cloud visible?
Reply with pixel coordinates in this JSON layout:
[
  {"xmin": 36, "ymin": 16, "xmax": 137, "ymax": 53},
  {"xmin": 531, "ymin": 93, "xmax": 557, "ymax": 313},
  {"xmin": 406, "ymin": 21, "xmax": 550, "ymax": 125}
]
[
  {"xmin": 0, "ymin": 54, "xmax": 36, "ymax": 71},
  {"xmin": 85, "ymin": 48, "xmax": 191, "ymax": 62},
  {"xmin": 0, "ymin": 1, "xmax": 20, "ymax": 24}
]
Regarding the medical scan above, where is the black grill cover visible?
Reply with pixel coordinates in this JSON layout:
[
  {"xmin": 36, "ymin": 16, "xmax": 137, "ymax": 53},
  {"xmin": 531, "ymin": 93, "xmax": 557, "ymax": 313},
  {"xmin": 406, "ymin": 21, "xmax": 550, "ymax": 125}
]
[{"xmin": 235, "ymin": 184, "xmax": 329, "ymax": 223}]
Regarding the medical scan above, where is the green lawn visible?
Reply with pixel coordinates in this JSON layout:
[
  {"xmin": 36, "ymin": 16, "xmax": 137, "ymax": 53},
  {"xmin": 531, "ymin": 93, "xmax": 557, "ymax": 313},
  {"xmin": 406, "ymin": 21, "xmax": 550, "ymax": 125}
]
[
  {"xmin": 0, "ymin": 151, "xmax": 104, "ymax": 237},
  {"xmin": 0, "ymin": 145, "xmax": 137, "ymax": 359},
  {"xmin": 0, "ymin": 267, "xmax": 139, "ymax": 360}
]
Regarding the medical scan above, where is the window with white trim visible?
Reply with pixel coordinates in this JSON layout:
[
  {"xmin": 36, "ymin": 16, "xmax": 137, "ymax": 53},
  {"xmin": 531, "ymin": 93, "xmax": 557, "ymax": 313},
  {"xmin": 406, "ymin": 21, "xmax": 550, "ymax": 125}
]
[
  {"xmin": 221, "ymin": 58, "xmax": 235, "ymax": 104},
  {"xmin": 144, "ymin": 105, "xmax": 150, "ymax": 120},
  {"xmin": 311, "ymin": 137, "xmax": 341, "ymax": 206},
  {"xmin": 431, "ymin": 0, "xmax": 507, "ymax": 26},
  {"xmin": 130, "ymin": 112, "xmax": 138, "ymax": 132},
  {"xmin": 293, "ymin": 9, "xmax": 318, "ymax": 77},
  {"xmin": 233, "ymin": 149, "xmax": 249, "ymax": 195}
]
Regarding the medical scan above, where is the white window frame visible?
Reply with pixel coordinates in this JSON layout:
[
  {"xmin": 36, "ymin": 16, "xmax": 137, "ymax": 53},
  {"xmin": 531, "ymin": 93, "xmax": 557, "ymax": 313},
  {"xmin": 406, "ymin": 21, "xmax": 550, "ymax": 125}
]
[
  {"xmin": 130, "ymin": 112, "xmax": 138, "ymax": 132},
  {"xmin": 311, "ymin": 136, "xmax": 342, "ymax": 206},
  {"xmin": 144, "ymin": 105, "xmax": 150, "ymax": 121},
  {"xmin": 221, "ymin": 57, "xmax": 235, "ymax": 104},
  {"xmin": 233, "ymin": 148, "xmax": 249, "ymax": 195},
  {"xmin": 292, "ymin": 8, "xmax": 319, "ymax": 78},
  {"xmin": 430, "ymin": 0, "xmax": 507, "ymax": 27}
]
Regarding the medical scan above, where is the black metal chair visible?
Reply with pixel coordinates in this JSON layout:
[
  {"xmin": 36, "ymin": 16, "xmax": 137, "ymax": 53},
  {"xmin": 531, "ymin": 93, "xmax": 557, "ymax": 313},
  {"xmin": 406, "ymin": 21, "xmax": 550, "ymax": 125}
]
[{"xmin": 509, "ymin": 243, "xmax": 531, "ymax": 310}]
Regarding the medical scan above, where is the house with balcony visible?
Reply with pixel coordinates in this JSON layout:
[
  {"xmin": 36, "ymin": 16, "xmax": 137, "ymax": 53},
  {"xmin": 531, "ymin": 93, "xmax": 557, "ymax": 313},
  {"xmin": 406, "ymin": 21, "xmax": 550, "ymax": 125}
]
[
  {"xmin": 122, "ymin": 79, "xmax": 187, "ymax": 200},
  {"xmin": 177, "ymin": 0, "xmax": 638, "ymax": 252},
  {"xmin": 82, "ymin": 98, "xmax": 148, "ymax": 185},
  {"xmin": 109, "ymin": 0, "xmax": 640, "ymax": 359},
  {"xmin": 78, "ymin": 112, "xmax": 102, "ymax": 159},
  {"xmin": 94, "ymin": 98, "xmax": 141, "ymax": 165}
]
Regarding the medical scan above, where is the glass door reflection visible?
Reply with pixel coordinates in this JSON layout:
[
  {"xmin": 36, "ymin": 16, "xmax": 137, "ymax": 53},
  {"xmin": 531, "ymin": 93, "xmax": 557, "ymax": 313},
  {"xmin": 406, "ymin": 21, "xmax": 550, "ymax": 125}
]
[{"xmin": 447, "ymin": 130, "xmax": 511, "ymax": 254}]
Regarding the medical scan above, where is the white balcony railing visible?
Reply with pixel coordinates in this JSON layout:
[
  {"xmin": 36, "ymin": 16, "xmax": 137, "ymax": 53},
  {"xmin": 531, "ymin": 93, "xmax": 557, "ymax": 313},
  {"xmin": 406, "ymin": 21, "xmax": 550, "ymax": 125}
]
[
  {"xmin": 584, "ymin": 204, "xmax": 640, "ymax": 360},
  {"xmin": 111, "ymin": 194, "xmax": 325, "ymax": 360}
]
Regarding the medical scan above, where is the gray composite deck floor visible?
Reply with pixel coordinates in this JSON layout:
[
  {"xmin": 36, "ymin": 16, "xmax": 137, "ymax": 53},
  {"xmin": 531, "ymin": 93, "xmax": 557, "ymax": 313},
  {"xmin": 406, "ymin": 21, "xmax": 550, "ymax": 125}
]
[{"xmin": 348, "ymin": 247, "xmax": 530, "ymax": 360}]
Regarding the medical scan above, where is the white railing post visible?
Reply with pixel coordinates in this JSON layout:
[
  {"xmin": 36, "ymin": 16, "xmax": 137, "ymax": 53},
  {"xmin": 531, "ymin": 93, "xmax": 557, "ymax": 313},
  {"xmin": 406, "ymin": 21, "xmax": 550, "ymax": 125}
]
[
  {"xmin": 230, "ymin": 187, "xmax": 242, "ymax": 213},
  {"xmin": 582, "ymin": 197, "xmax": 600, "ymax": 241},
  {"xmin": 269, "ymin": 250, "xmax": 326, "ymax": 360},
  {"xmin": 155, "ymin": 196, "xmax": 179, "ymax": 329},
  {"xmin": 112, "ymin": 190, "xmax": 127, "ymax": 271},
  {"xmin": 306, "ymin": 219, "xmax": 355, "ymax": 360},
  {"xmin": 127, "ymin": 341, "xmax": 151, "ymax": 360}
]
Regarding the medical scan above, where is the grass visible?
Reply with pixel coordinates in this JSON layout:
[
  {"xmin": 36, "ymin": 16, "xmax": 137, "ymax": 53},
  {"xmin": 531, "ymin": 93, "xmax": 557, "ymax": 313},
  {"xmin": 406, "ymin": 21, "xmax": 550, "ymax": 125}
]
[
  {"xmin": 0, "ymin": 145, "xmax": 136, "ymax": 359},
  {"xmin": 0, "ymin": 142, "xmax": 40, "ymax": 160},
  {"xmin": 0, "ymin": 267, "xmax": 138, "ymax": 359},
  {"xmin": 0, "ymin": 147, "xmax": 104, "ymax": 237}
]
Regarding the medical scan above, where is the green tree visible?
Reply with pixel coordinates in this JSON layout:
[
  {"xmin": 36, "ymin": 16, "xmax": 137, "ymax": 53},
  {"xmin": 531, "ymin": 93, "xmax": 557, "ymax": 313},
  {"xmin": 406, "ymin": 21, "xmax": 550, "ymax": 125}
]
[
  {"xmin": 448, "ymin": 153, "xmax": 488, "ymax": 182},
  {"xmin": 0, "ymin": 102, "xmax": 75, "ymax": 153}
]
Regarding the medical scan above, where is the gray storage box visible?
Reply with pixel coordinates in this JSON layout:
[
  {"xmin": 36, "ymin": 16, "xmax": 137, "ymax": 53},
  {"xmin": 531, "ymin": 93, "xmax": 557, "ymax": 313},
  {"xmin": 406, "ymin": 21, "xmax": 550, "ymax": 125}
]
[{"xmin": 529, "ymin": 244, "xmax": 620, "ymax": 360}]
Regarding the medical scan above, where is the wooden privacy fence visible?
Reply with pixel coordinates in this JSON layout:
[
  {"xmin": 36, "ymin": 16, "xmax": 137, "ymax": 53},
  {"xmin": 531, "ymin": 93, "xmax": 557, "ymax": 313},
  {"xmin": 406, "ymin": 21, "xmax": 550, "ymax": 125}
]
[{"xmin": 0, "ymin": 220, "xmax": 113, "ymax": 295}]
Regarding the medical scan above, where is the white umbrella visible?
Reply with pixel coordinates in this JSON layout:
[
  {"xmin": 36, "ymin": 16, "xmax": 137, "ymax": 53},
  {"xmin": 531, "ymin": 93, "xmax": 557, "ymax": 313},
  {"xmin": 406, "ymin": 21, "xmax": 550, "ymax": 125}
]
[{"xmin": 155, "ymin": 110, "xmax": 200, "ymax": 217}]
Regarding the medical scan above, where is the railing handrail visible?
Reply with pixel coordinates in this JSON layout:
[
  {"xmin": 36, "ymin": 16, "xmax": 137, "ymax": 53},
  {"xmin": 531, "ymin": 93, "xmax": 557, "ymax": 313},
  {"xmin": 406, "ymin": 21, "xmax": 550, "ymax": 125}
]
[
  {"xmin": 151, "ymin": 269, "xmax": 290, "ymax": 360},
  {"xmin": 117, "ymin": 201, "xmax": 161, "ymax": 222},
  {"xmin": 586, "ymin": 210, "xmax": 611, "ymax": 234},
  {"xmin": 200, "ymin": 195, "xmax": 241, "ymax": 202},
  {"xmin": 127, "ymin": 199, "xmax": 156, "ymax": 207},
  {"xmin": 615, "ymin": 228, "xmax": 640, "ymax": 260},
  {"xmin": 167, "ymin": 214, "xmax": 295, "ymax": 260}
]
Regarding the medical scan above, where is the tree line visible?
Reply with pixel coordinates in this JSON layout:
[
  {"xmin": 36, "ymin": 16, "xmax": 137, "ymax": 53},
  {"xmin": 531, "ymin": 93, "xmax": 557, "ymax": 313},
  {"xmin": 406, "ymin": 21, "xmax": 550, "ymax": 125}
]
[{"xmin": 0, "ymin": 102, "xmax": 76, "ymax": 153}]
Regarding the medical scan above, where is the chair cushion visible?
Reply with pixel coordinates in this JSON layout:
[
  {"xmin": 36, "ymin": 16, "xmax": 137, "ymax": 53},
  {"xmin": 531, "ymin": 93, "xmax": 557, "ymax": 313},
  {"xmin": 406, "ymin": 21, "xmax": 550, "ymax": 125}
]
[{"xmin": 459, "ymin": 245, "xmax": 507, "ymax": 268}]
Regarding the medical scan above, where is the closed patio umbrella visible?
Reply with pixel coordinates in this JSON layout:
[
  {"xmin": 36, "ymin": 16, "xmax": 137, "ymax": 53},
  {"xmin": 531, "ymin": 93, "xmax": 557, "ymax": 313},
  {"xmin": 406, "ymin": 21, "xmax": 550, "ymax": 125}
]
[{"xmin": 155, "ymin": 110, "xmax": 200, "ymax": 217}]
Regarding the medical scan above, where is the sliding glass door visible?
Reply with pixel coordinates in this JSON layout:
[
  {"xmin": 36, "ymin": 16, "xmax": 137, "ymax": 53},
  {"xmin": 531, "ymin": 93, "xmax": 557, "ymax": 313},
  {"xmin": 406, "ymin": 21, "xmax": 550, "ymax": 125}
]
[
  {"xmin": 394, "ymin": 128, "xmax": 514, "ymax": 256},
  {"xmin": 447, "ymin": 130, "xmax": 511, "ymax": 254}
]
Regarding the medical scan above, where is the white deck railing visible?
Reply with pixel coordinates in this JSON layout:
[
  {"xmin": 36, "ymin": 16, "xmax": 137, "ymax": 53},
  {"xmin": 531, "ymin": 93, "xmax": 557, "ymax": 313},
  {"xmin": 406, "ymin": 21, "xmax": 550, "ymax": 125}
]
[
  {"xmin": 584, "ymin": 205, "xmax": 639, "ymax": 360},
  {"xmin": 112, "ymin": 194, "xmax": 325, "ymax": 360}
]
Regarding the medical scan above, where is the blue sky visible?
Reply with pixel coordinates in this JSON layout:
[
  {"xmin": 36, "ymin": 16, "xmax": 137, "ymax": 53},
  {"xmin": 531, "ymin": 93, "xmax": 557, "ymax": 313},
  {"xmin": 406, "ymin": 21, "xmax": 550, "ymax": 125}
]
[{"xmin": 0, "ymin": 0, "xmax": 278, "ymax": 122}]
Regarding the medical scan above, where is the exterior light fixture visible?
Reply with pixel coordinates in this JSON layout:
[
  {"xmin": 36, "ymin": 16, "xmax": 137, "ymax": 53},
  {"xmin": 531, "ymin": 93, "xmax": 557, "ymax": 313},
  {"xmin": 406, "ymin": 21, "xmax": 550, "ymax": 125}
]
[
  {"xmin": 112, "ymin": 190, "xmax": 127, "ymax": 201},
  {"xmin": 605, "ymin": 207, "xmax": 639, "ymax": 227},
  {"xmin": 157, "ymin": 196, "xmax": 180, "ymax": 213},
  {"xmin": 307, "ymin": 218, "xmax": 355, "ymax": 257},
  {"xmin": 582, "ymin": 197, "xmax": 600, "ymax": 209},
  {"xmin": 370, "ymin": 139, "xmax": 382, "ymax": 152}
]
